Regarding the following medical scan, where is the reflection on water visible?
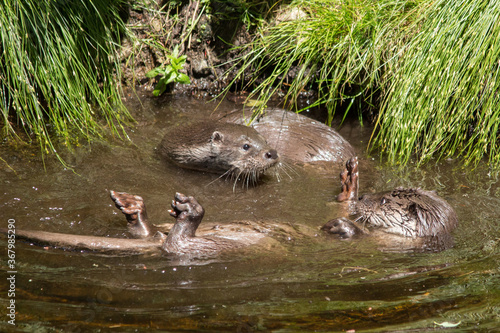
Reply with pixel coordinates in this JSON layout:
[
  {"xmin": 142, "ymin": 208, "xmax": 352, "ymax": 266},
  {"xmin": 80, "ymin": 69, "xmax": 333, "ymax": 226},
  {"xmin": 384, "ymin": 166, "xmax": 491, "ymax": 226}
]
[{"xmin": 0, "ymin": 93, "xmax": 499, "ymax": 332}]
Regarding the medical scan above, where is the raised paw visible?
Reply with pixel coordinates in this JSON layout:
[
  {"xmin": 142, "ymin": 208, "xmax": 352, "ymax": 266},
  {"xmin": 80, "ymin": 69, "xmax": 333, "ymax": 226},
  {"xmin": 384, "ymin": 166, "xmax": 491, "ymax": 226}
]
[
  {"xmin": 337, "ymin": 156, "xmax": 359, "ymax": 202},
  {"xmin": 110, "ymin": 191, "xmax": 146, "ymax": 215},
  {"xmin": 110, "ymin": 190, "xmax": 151, "ymax": 238},
  {"xmin": 321, "ymin": 217, "xmax": 362, "ymax": 239},
  {"xmin": 169, "ymin": 192, "xmax": 205, "ymax": 222}
]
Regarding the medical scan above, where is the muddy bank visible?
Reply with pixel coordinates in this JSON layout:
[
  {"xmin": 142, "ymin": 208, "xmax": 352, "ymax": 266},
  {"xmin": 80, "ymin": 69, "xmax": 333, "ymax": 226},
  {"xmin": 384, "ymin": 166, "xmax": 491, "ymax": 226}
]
[{"xmin": 121, "ymin": 0, "xmax": 304, "ymax": 99}]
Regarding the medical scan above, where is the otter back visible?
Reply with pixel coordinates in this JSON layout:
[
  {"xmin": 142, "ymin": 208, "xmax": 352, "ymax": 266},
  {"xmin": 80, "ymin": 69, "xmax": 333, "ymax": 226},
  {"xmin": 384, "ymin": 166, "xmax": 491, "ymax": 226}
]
[{"xmin": 219, "ymin": 108, "xmax": 355, "ymax": 164}]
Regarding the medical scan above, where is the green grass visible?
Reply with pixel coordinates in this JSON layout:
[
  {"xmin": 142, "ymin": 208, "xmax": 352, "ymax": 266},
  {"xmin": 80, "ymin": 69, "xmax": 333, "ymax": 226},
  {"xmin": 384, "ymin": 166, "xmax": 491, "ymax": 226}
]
[
  {"xmin": 374, "ymin": 0, "xmax": 500, "ymax": 168},
  {"xmin": 224, "ymin": 0, "xmax": 500, "ymax": 168},
  {"xmin": 223, "ymin": 0, "xmax": 421, "ymax": 122},
  {"xmin": 0, "ymin": 0, "xmax": 131, "ymax": 164}
]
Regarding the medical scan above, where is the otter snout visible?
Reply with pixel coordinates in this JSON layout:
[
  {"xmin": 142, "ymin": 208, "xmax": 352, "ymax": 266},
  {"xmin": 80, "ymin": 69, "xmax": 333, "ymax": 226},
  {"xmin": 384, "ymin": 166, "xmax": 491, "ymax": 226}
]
[{"xmin": 265, "ymin": 149, "xmax": 279, "ymax": 161}]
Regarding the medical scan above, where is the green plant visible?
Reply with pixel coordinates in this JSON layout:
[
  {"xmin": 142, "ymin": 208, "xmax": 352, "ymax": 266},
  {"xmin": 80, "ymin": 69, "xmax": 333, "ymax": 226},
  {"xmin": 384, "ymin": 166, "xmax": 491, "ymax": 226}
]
[
  {"xmin": 0, "ymin": 0, "xmax": 131, "ymax": 164},
  {"xmin": 146, "ymin": 46, "xmax": 191, "ymax": 96},
  {"xmin": 373, "ymin": 0, "xmax": 500, "ymax": 168},
  {"xmin": 222, "ymin": 0, "xmax": 420, "ymax": 122}
]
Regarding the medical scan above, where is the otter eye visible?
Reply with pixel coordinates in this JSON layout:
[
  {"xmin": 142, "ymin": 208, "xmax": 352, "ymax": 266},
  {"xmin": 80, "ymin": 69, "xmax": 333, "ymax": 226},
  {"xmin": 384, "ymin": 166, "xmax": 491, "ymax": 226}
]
[
  {"xmin": 242, "ymin": 143, "xmax": 251, "ymax": 150},
  {"xmin": 380, "ymin": 198, "xmax": 386, "ymax": 205}
]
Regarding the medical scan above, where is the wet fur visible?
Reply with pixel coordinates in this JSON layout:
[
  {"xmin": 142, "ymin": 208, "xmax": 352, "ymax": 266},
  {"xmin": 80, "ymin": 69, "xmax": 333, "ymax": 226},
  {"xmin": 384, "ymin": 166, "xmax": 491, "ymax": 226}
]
[
  {"xmin": 356, "ymin": 188, "xmax": 458, "ymax": 238},
  {"xmin": 159, "ymin": 121, "xmax": 279, "ymax": 185},
  {"xmin": 218, "ymin": 108, "xmax": 355, "ymax": 164},
  {"xmin": 2, "ymin": 191, "xmax": 262, "ymax": 257},
  {"xmin": 323, "ymin": 157, "xmax": 458, "ymax": 252}
]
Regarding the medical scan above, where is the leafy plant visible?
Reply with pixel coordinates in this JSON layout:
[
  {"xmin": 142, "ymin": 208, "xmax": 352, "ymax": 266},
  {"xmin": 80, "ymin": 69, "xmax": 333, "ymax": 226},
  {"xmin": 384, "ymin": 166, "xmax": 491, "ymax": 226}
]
[{"xmin": 146, "ymin": 46, "xmax": 191, "ymax": 96}]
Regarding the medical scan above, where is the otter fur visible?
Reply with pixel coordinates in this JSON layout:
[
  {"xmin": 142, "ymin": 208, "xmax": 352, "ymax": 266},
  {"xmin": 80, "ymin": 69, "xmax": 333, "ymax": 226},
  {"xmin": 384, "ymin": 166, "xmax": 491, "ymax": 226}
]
[
  {"xmin": 159, "ymin": 121, "xmax": 279, "ymax": 183},
  {"xmin": 322, "ymin": 157, "xmax": 458, "ymax": 252}
]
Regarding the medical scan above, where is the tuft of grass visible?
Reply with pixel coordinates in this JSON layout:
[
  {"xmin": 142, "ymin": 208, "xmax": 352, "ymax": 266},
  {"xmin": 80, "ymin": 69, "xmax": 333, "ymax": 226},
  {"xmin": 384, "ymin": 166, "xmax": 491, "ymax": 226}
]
[
  {"xmin": 373, "ymin": 0, "xmax": 500, "ymax": 168},
  {"xmin": 0, "ymin": 0, "xmax": 131, "ymax": 164},
  {"xmin": 223, "ymin": 0, "xmax": 421, "ymax": 123},
  {"xmin": 224, "ymin": 0, "xmax": 500, "ymax": 169}
]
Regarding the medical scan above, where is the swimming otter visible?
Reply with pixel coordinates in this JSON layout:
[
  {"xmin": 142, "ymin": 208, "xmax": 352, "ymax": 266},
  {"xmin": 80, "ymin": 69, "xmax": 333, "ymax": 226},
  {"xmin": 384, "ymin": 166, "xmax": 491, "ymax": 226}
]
[
  {"xmin": 158, "ymin": 121, "xmax": 280, "ymax": 184},
  {"xmin": 2, "ymin": 191, "xmax": 268, "ymax": 256},
  {"xmin": 322, "ymin": 157, "xmax": 458, "ymax": 252},
  {"xmin": 218, "ymin": 108, "xmax": 355, "ymax": 164}
]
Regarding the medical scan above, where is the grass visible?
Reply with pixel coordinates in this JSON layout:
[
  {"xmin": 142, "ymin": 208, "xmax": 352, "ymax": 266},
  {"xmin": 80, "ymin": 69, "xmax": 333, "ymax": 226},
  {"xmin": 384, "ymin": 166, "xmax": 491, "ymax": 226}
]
[
  {"xmin": 223, "ymin": 0, "xmax": 500, "ymax": 168},
  {"xmin": 223, "ymin": 0, "xmax": 421, "ymax": 123},
  {"xmin": 374, "ymin": 0, "xmax": 500, "ymax": 168},
  {"xmin": 0, "ymin": 0, "xmax": 131, "ymax": 164}
]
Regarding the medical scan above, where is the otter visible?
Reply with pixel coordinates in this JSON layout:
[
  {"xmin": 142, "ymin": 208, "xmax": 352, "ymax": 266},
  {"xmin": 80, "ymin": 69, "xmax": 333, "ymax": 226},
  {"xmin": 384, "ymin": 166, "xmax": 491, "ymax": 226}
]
[
  {"xmin": 158, "ymin": 121, "xmax": 279, "ymax": 184},
  {"xmin": 218, "ymin": 108, "xmax": 355, "ymax": 164},
  {"xmin": 322, "ymin": 157, "xmax": 458, "ymax": 252},
  {"xmin": 2, "ymin": 191, "xmax": 269, "ymax": 256}
]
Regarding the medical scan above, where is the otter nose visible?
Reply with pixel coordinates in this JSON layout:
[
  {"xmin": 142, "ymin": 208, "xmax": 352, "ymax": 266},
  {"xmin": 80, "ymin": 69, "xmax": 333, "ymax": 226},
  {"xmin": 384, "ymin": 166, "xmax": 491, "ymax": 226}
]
[{"xmin": 265, "ymin": 149, "xmax": 279, "ymax": 160}]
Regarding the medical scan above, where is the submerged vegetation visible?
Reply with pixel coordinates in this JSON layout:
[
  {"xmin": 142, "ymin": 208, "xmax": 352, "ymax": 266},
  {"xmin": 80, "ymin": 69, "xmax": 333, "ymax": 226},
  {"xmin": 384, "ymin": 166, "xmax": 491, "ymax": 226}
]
[
  {"xmin": 226, "ymin": 0, "xmax": 500, "ymax": 168},
  {"xmin": 0, "ymin": 0, "xmax": 130, "ymax": 163}
]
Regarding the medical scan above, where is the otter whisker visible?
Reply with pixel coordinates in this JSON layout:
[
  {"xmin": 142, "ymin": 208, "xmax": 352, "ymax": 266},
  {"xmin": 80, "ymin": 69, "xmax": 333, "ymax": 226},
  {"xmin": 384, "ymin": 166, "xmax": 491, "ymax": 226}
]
[
  {"xmin": 275, "ymin": 160, "xmax": 295, "ymax": 182},
  {"xmin": 206, "ymin": 169, "xmax": 234, "ymax": 188},
  {"xmin": 232, "ymin": 169, "xmax": 246, "ymax": 192}
]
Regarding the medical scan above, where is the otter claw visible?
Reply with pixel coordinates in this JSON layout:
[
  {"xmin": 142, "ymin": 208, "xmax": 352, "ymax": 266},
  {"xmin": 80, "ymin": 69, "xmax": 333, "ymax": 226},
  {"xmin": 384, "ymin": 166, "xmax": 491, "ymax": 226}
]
[{"xmin": 169, "ymin": 192, "xmax": 205, "ymax": 222}]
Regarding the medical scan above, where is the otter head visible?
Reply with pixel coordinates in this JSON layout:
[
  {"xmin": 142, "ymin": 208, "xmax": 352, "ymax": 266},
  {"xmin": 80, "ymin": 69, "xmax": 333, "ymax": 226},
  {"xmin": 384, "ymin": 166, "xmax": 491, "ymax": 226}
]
[
  {"xmin": 209, "ymin": 124, "xmax": 280, "ymax": 180},
  {"xmin": 356, "ymin": 188, "xmax": 457, "ymax": 238}
]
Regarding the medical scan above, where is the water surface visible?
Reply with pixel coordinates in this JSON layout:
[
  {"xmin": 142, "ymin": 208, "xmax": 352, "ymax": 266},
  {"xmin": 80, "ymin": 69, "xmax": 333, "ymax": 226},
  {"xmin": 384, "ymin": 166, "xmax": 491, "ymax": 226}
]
[{"xmin": 0, "ymin": 93, "xmax": 499, "ymax": 332}]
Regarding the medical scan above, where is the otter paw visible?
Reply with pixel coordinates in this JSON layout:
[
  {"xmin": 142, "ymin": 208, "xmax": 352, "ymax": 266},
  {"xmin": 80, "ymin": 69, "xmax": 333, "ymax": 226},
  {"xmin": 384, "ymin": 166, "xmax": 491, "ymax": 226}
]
[
  {"xmin": 321, "ymin": 218, "xmax": 360, "ymax": 239},
  {"xmin": 110, "ymin": 190, "xmax": 146, "ymax": 215},
  {"xmin": 169, "ymin": 192, "xmax": 204, "ymax": 220},
  {"xmin": 337, "ymin": 156, "xmax": 359, "ymax": 202}
]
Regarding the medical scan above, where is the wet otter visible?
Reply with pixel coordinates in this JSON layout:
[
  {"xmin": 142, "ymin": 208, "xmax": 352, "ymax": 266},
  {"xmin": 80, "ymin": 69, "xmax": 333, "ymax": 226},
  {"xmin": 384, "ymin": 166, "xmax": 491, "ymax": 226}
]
[
  {"xmin": 159, "ymin": 121, "xmax": 280, "ymax": 184},
  {"xmin": 3, "ymin": 191, "xmax": 269, "ymax": 256},
  {"xmin": 322, "ymin": 157, "xmax": 458, "ymax": 252},
  {"xmin": 218, "ymin": 108, "xmax": 355, "ymax": 164}
]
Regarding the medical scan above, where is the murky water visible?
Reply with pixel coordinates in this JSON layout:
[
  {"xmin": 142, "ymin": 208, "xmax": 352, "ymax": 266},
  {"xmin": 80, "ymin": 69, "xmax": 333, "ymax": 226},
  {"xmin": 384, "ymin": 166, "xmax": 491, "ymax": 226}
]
[{"xmin": 1, "ymin": 93, "xmax": 499, "ymax": 332}]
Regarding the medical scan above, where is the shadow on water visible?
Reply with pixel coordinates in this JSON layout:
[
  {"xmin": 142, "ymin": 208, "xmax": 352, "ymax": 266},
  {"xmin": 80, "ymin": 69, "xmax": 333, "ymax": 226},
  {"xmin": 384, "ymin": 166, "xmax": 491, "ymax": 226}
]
[{"xmin": 0, "ymin": 92, "xmax": 499, "ymax": 332}]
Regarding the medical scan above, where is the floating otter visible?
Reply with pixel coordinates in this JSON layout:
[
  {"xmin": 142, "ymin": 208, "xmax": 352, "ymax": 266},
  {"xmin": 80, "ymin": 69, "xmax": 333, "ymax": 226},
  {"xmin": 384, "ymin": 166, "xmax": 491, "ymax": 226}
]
[
  {"xmin": 218, "ymin": 108, "xmax": 355, "ymax": 164},
  {"xmin": 3, "ymin": 191, "xmax": 273, "ymax": 256},
  {"xmin": 158, "ymin": 121, "xmax": 280, "ymax": 184},
  {"xmin": 322, "ymin": 157, "xmax": 458, "ymax": 252}
]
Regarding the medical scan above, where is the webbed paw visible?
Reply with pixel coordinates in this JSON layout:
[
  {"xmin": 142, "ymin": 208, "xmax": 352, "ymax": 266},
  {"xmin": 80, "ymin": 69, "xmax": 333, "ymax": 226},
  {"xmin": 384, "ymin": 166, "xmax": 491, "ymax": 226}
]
[
  {"xmin": 169, "ymin": 192, "xmax": 205, "ymax": 221},
  {"xmin": 321, "ymin": 217, "xmax": 361, "ymax": 239}
]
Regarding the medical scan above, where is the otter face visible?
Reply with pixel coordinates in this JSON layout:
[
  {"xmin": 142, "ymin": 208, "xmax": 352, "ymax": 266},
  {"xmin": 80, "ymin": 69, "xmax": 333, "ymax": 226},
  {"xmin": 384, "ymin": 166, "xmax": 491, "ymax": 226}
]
[{"xmin": 210, "ymin": 127, "xmax": 280, "ymax": 177}]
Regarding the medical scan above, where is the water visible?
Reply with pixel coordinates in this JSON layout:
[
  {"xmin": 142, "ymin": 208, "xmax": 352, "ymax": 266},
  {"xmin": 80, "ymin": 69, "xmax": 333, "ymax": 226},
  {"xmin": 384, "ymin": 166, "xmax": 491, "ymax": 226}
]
[{"xmin": 0, "ymin": 93, "xmax": 499, "ymax": 332}]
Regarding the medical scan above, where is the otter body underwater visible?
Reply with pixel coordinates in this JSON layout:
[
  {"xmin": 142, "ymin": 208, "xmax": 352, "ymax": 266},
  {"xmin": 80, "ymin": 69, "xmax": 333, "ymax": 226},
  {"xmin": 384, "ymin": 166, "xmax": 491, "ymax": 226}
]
[
  {"xmin": 217, "ymin": 108, "xmax": 355, "ymax": 164},
  {"xmin": 2, "ymin": 191, "xmax": 286, "ymax": 257},
  {"xmin": 322, "ymin": 157, "xmax": 458, "ymax": 252}
]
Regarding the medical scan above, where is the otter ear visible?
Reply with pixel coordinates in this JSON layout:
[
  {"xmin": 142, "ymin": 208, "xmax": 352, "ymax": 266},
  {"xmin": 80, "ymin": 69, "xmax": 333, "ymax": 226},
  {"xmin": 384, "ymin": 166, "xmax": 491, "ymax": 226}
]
[{"xmin": 211, "ymin": 131, "xmax": 224, "ymax": 143}]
